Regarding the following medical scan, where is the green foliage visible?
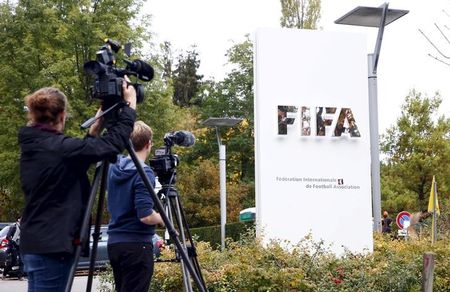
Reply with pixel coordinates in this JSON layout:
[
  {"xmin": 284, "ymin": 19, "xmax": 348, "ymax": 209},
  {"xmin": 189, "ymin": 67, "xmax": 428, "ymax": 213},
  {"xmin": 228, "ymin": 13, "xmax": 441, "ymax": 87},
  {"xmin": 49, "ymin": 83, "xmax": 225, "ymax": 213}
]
[
  {"xmin": 99, "ymin": 232, "xmax": 450, "ymax": 291},
  {"xmin": 172, "ymin": 47, "xmax": 203, "ymax": 107},
  {"xmin": 0, "ymin": 0, "xmax": 162, "ymax": 220},
  {"xmin": 171, "ymin": 37, "xmax": 258, "ymax": 224},
  {"xmin": 0, "ymin": 0, "xmax": 257, "ymax": 223},
  {"xmin": 159, "ymin": 41, "xmax": 173, "ymax": 81},
  {"xmin": 176, "ymin": 159, "xmax": 253, "ymax": 227},
  {"xmin": 135, "ymin": 73, "xmax": 187, "ymax": 144},
  {"xmin": 198, "ymin": 37, "xmax": 255, "ymax": 182},
  {"xmin": 381, "ymin": 167, "xmax": 419, "ymax": 213},
  {"xmin": 381, "ymin": 90, "xmax": 450, "ymax": 211},
  {"xmin": 187, "ymin": 222, "xmax": 254, "ymax": 249},
  {"xmin": 280, "ymin": 0, "xmax": 321, "ymax": 29},
  {"xmin": 98, "ymin": 264, "xmax": 115, "ymax": 292}
]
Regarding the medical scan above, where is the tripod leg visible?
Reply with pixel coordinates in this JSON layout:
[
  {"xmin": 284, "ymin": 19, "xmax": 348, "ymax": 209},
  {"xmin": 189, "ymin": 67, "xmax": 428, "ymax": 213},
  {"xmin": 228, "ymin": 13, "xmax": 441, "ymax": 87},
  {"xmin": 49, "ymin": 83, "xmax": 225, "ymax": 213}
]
[
  {"xmin": 158, "ymin": 191, "xmax": 173, "ymax": 246},
  {"xmin": 165, "ymin": 202, "xmax": 171, "ymax": 244},
  {"xmin": 65, "ymin": 161, "xmax": 105, "ymax": 292},
  {"xmin": 174, "ymin": 195, "xmax": 206, "ymax": 288},
  {"xmin": 168, "ymin": 195, "xmax": 193, "ymax": 292},
  {"xmin": 86, "ymin": 160, "xmax": 109, "ymax": 292}
]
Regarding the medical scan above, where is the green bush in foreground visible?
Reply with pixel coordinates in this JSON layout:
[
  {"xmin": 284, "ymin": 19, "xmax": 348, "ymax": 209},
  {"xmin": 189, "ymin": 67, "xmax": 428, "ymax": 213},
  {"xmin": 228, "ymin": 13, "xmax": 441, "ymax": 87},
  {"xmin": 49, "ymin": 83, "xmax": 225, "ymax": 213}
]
[{"xmin": 99, "ymin": 231, "xmax": 450, "ymax": 291}]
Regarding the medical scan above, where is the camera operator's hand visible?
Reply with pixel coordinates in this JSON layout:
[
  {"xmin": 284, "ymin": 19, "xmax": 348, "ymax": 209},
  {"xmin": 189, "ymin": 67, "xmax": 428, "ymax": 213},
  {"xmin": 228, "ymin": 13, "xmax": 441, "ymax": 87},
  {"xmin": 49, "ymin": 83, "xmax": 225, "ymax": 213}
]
[
  {"xmin": 89, "ymin": 107, "xmax": 104, "ymax": 136},
  {"xmin": 123, "ymin": 75, "xmax": 137, "ymax": 110}
]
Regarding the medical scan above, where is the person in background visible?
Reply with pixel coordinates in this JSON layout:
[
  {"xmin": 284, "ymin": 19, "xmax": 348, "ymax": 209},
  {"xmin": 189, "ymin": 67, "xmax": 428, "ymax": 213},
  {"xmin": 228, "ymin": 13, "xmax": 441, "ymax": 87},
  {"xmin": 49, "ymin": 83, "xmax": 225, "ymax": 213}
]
[
  {"xmin": 7, "ymin": 218, "xmax": 21, "ymax": 244},
  {"xmin": 107, "ymin": 120, "xmax": 164, "ymax": 292},
  {"xmin": 381, "ymin": 210, "xmax": 393, "ymax": 233},
  {"xmin": 3, "ymin": 218, "xmax": 23, "ymax": 279},
  {"xmin": 19, "ymin": 78, "xmax": 136, "ymax": 291}
]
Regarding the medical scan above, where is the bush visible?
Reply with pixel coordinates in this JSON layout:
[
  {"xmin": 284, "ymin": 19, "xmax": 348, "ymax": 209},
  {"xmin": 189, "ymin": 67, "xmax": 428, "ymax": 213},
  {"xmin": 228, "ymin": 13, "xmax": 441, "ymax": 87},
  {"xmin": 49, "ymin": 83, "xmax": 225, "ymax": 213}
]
[
  {"xmin": 99, "ymin": 232, "xmax": 450, "ymax": 291},
  {"xmin": 191, "ymin": 222, "xmax": 254, "ymax": 248},
  {"xmin": 156, "ymin": 222, "xmax": 253, "ymax": 249}
]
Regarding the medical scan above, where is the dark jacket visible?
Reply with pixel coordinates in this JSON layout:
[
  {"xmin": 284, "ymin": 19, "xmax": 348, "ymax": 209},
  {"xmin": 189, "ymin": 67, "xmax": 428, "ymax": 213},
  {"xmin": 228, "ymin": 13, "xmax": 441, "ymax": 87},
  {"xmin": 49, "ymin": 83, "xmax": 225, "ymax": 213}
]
[
  {"xmin": 18, "ymin": 106, "xmax": 136, "ymax": 255},
  {"xmin": 107, "ymin": 155, "xmax": 156, "ymax": 244}
]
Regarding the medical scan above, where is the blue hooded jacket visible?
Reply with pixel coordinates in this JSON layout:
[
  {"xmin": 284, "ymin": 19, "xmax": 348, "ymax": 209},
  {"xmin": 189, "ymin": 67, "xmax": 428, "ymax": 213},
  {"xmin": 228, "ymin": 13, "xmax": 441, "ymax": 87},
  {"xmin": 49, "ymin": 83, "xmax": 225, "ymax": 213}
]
[{"xmin": 107, "ymin": 155, "xmax": 156, "ymax": 244}]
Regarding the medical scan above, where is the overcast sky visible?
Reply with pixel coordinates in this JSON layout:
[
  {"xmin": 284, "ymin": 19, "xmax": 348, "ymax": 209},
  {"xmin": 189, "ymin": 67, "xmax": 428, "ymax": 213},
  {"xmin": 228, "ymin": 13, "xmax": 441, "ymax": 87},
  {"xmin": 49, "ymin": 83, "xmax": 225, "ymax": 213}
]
[{"xmin": 144, "ymin": 0, "xmax": 450, "ymax": 133}]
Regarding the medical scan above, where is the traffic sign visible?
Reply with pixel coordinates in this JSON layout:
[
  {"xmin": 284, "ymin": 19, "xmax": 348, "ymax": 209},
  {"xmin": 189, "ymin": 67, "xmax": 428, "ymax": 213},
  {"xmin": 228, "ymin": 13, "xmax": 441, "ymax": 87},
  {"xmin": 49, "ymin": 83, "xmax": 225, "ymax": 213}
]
[{"xmin": 396, "ymin": 211, "xmax": 411, "ymax": 229}]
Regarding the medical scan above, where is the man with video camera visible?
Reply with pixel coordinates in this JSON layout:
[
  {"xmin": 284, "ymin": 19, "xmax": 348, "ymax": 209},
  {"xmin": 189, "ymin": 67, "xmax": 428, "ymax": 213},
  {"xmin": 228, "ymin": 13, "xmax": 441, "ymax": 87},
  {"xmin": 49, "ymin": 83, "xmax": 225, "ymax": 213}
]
[
  {"xmin": 107, "ymin": 120, "xmax": 164, "ymax": 292},
  {"xmin": 18, "ymin": 77, "xmax": 136, "ymax": 291}
]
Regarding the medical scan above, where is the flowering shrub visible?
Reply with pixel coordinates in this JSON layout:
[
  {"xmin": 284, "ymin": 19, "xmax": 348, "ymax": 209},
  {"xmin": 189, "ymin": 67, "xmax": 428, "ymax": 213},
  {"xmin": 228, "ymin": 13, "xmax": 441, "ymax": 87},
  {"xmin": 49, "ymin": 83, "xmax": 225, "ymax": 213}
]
[{"xmin": 99, "ymin": 231, "xmax": 450, "ymax": 291}]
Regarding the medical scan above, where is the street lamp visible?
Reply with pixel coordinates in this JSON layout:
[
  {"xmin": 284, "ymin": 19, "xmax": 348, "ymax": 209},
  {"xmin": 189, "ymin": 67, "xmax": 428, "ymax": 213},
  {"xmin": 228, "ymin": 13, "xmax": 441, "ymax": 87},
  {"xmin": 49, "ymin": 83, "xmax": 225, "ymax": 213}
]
[
  {"xmin": 201, "ymin": 117, "xmax": 243, "ymax": 250},
  {"xmin": 335, "ymin": 3, "xmax": 408, "ymax": 232}
]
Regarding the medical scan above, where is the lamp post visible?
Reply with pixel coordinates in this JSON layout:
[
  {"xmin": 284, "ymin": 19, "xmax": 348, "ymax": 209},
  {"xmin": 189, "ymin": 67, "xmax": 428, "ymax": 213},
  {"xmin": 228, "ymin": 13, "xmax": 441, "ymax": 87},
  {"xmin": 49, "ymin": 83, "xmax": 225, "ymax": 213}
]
[
  {"xmin": 201, "ymin": 117, "xmax": 242, "ymax": 250},
  {"xmin": 335, "ymin": 3, "xmax": 408, "ymax": 232}
]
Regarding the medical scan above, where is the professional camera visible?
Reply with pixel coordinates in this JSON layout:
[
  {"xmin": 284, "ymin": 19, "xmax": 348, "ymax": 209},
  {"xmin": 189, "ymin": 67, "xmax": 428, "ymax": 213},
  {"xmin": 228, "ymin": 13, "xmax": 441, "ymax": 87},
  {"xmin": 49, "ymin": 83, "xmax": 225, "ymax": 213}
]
[
  {"xmin": 150, "ymin": 149, "xmax": 179, "ymax": 184},
  {"xmin": 149, "ymin": 131, "xmax": 195, "ymax": 185},
  {"xmin": 83, "ymin": 39, "xmax": 154, "ymax": 108}
]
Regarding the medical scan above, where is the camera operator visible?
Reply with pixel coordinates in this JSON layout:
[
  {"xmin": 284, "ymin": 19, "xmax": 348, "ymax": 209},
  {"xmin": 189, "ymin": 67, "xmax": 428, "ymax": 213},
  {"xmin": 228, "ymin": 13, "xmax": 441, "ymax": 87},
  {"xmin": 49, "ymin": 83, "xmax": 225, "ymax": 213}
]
[
  {"xmin": 107, "ymin": 120, "xmax": 164, "ymax": 292},
  {"xmin": 18, "ymin": 77, "xmax": 136, "ymax": 291}
]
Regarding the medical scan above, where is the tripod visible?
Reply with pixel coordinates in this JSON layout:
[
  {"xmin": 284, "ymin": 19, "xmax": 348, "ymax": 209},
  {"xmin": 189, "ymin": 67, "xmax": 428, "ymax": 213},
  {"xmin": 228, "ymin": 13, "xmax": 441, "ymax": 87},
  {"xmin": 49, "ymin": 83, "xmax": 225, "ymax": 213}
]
[
  {"xmin": 64, "ymin": 114, "xmax": 206, "ymax": 292},
  {"xmin": 154, "ymin": 164, "xmax": 206, "ymax": 292}
]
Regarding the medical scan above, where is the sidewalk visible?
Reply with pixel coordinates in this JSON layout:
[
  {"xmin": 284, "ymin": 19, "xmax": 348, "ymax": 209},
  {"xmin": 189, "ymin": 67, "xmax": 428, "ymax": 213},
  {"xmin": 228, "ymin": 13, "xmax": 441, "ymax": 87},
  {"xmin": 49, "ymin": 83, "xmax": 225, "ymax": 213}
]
[{"xmin": 0, "ymin": 275, "xmax": 110, "ymax": 291}]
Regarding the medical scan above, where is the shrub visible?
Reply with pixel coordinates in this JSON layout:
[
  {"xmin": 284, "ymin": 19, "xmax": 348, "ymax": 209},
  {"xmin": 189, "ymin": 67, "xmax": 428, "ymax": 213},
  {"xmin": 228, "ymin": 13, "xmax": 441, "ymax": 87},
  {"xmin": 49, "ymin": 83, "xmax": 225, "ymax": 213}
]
[{"xmin": 99, "ymin": 231, "xmax": 450, "ymax": 291}]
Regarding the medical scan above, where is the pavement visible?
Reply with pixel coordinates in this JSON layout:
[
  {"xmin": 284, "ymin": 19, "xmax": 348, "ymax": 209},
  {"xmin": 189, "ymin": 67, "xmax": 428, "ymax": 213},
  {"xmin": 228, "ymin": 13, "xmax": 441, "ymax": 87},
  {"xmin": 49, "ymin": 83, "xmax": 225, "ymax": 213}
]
[{"xmin": 0, "ymin": 275, "xmax": 110, "ymax": 291}]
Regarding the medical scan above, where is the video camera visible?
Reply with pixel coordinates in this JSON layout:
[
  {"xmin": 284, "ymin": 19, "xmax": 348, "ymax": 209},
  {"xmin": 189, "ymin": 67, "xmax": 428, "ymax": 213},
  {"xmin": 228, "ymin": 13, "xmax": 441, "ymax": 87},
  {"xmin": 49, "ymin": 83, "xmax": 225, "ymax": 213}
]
[
  {"xmin": 83, "ymin": 39, "xmax": 154, "ymax": 107},
  {"xmin": 149, "ymin": 131, "xmax": 195, "ymax": 185}
]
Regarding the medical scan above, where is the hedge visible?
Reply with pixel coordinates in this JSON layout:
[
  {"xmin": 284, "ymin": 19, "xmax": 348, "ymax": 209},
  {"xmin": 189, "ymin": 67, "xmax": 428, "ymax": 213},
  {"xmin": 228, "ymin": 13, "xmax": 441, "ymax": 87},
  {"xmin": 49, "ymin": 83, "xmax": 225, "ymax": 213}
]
[
  {"xmin": 99, "ymin": 233, "xmax": 450, "ymax": 291},
  {"xmin": 156, "ymin": 221, "xmax": 254, "ymax": 249}
]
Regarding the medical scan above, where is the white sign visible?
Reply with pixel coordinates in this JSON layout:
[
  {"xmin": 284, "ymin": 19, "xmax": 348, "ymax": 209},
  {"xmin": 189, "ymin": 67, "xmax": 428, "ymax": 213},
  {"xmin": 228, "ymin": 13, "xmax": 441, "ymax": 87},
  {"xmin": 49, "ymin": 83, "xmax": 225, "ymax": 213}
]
[{"xmin": 254, "ymin": 28, "xmax": 373, "ymax": 254}]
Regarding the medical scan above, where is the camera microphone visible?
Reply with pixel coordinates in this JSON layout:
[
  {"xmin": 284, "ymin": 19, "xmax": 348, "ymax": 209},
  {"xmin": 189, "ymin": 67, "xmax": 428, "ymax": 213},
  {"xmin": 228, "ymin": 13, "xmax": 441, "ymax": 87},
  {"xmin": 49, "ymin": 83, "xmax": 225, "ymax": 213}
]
[
  {"xmin": 164, "ymin": 131, "xmax": 195, "ymax": 147},
  {"xmin": 125, "ymin": 59, "xmax": 154, "ymax": 82}
]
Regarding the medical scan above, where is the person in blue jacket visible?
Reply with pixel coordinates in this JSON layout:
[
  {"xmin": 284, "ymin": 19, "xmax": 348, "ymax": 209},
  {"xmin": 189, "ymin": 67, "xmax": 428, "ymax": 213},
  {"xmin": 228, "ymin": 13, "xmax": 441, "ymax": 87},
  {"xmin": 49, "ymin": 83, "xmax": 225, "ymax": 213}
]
[{"xmin": 107, "ymin": 120, "xmax": 164, "ymax": 292}]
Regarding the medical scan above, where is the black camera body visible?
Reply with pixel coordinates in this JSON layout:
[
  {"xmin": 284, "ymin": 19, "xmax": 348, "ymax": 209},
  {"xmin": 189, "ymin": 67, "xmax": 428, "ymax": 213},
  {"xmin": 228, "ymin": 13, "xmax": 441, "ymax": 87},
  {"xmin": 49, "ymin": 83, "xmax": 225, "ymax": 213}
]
[
  {"xmin": 90, "ymin": 65, "xmax": 143, "ymax": 102},
  {"xmin": 150, "ymin": 148, "xmax": 179, "ymax": 185},
  {"xmin": 84, "ymin": 39, "xmax": 153, "ymax": 107},
  {"xmin": 149, "ymin": 153, "xmax": 179, "ymax": 174},
  {"xmin": 149, "ymin": 130, "xmax": 195, "ymax": 185}
]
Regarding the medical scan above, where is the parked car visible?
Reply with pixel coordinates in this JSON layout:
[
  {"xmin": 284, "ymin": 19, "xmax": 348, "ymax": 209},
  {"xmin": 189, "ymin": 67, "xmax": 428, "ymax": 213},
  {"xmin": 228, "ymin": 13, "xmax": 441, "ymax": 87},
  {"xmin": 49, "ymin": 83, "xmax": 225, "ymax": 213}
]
[
  {"xmin": 77, "ymin": 225, "xmax": 109, "ymax": 270},
  {"xmin": 239, "ymin": 207, "xmax": 256, "ymax": 222},
  {"xmin": 0, "ymin": 224, "xmax": 23, "ymax": 279},
  {"xmin": 0, "ymin": 225, "xmax": 11, "ymax": 240},
  {"xmin": 0, "ymin": 222, "xmax": 13, "ymax": 231},
  {"xmin": 77, "ymin": 225, "xmax": 165, "ymax": 270}
]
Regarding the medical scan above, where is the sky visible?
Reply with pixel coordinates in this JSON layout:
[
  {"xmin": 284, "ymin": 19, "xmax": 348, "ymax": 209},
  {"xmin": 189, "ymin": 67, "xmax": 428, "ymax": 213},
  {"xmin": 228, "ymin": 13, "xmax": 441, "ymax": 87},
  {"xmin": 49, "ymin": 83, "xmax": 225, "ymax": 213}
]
[{"xmin": 144, "ymin": 0, "xmax": 450, "ymax": 133}]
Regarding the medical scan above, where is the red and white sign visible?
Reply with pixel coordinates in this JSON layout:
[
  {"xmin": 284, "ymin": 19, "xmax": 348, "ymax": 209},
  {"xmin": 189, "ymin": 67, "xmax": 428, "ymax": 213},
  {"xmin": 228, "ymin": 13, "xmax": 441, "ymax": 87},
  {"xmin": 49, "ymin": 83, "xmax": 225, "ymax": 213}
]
[{"xmin": 396, "ymin": 211, "xmax": 411, "ymax": 229}]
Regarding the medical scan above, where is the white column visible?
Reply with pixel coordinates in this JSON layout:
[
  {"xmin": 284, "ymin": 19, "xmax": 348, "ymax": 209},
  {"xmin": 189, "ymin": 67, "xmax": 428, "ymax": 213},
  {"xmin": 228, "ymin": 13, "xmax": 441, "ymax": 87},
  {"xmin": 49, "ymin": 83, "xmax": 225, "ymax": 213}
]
[{"xmin": 219, "ymin": 144, "xmax": 226, "ymax": 250}]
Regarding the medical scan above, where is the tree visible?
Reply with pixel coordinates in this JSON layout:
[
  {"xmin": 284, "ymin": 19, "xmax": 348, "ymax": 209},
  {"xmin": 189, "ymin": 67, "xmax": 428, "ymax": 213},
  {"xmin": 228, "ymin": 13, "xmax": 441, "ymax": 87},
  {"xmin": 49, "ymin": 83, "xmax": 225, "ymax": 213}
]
[
  {"xmin": 172, "ymin": 48, "xmax": 203, "ymax": 107},
  {"xmin": 160, "ymin": 41, "xmax": 173, "ymax": 81},
  {"xmin": 177, "ymin": 159, "xmax": 250, "ymax": 227},
  {"xmin": 280, "ymin": 0, "xmax": 321, "ymax": 29},
  {"xmin": 199, "ymin": 37, "xmax": 255, "ymax": 182},
  {"xmin": 0, "ymin": 0, "xmax": 156, "ymax": 220},
  {"xmin": 381, "ymin": 90, "xmax": 450, "ymax": 211}
]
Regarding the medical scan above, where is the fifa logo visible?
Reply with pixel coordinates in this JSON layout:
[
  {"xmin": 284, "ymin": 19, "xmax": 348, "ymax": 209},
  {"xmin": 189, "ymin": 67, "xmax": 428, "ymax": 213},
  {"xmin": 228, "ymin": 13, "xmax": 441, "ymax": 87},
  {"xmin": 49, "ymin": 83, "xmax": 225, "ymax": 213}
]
[{"xmin": 277, "ymin": 106, "xmax": 361, "ymax": 137}]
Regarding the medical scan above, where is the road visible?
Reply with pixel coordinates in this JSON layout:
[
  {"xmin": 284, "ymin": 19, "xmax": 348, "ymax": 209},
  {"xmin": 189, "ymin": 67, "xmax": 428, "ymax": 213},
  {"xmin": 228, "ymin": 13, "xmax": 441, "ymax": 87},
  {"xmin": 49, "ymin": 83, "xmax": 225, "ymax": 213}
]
[{"xmin": 0, "ymin": 275, "xmax": 111, "ymax": 291}]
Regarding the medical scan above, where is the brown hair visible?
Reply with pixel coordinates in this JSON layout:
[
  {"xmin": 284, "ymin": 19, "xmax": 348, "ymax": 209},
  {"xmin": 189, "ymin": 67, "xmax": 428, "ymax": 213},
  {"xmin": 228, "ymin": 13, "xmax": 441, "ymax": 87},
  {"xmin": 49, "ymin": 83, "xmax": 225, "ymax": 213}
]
[
  {"xmin": 25, "ymin": 87, "xmax": 67, "ymax": 125},
  {"xmin": 131, "ymin": 121, "xmax": 153, "ymax": 151}
]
